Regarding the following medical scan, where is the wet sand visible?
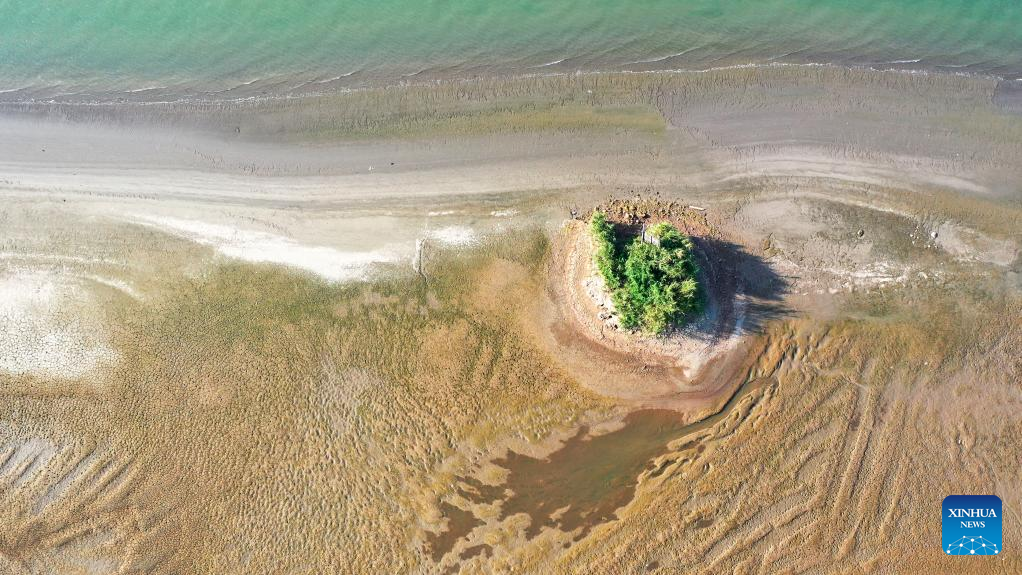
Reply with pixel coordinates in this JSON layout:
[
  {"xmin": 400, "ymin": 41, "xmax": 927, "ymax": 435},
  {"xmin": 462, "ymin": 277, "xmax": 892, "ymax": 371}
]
[{"xmin": 1, "ymin": 66, "xmax": 1020, "ymax": 574}]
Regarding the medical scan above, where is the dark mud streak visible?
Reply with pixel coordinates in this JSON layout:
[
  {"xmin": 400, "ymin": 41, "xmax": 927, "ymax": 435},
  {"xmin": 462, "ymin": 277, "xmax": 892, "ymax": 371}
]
[
  {"xmin": 692, "ymin": 516, "xmax": 714, "ymax": 529},
  {"xmin": 460, "ymin": 543, "xmax": 491, "ymax": 560},
  {"xmin": 457, "ymin": 476, "xmax": 504, "ymax": 501},
  {"xmin": 425, "ymin": 501, "xmax": 482, "ymax": 562}
]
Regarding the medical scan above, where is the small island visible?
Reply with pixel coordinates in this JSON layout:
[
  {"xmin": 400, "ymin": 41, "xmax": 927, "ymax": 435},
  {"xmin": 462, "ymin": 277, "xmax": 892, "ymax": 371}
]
[{"xmin": 589, "ymin": 210, "xmax": 701, "ymax": 334}]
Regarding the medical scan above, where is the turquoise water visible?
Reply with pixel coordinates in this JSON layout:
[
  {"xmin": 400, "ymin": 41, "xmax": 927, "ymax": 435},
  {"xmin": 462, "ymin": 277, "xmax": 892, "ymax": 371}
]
[{"xmin": 1, "ymin": 1, "xmax": 1020, "ymax": 99}]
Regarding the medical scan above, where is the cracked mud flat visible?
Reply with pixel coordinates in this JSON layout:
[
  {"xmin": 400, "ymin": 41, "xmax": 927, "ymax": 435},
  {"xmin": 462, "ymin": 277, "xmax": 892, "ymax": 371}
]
[{"xmin": 0, "ymin": 67, "xmax": 1020, "ymax": 574}]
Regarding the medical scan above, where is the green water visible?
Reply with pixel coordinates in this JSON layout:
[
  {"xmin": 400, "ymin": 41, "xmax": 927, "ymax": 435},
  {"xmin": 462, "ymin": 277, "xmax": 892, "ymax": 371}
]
[{"xmin": 1, "ymin": 1, "xmax": 1020, "ymax": 99}]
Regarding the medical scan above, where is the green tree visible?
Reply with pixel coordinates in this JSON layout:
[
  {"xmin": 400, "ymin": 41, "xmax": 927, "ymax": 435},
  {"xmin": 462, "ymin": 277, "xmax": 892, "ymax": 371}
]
[
  {"xmin": 589, "ymin": 213, "xmax": 700, "ymax": 334},
  {"xmin": 589, "ymin": 210, "xmax": 622, "ymax": 288}
]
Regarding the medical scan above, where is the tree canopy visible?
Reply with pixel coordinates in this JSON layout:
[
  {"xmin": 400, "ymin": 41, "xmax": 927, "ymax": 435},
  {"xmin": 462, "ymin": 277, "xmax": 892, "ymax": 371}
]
[{"xmin": 589, "ymin": 212, "xmax": 701, "ymax": 334}]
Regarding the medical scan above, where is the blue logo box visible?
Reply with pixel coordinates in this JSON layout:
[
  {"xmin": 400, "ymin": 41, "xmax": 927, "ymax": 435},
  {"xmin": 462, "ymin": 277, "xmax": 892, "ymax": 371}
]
[{"xmin": 943, "ymin": 495, "xmax": 1002, "ymax": 556}]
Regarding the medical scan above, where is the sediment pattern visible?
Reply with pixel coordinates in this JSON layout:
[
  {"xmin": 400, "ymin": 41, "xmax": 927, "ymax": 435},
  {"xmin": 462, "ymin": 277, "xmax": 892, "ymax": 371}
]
[{"xmin": 1, "ymin": 68, "xmax": 1019, "ymax": 573}]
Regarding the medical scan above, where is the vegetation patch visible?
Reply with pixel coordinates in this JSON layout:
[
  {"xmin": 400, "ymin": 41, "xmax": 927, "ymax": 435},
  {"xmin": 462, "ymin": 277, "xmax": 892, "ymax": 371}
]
[{"xmin": 590, "ymin": 211, "xmax": 701, "ymax": 334}]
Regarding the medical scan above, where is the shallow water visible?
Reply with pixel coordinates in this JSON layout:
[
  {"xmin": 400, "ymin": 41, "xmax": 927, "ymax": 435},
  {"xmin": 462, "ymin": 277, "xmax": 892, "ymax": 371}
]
[
  {"xmin": 438, "ymin": 377, "xmax": 771, "ymax": 554},
  {"xmin": 2, "ymin": 1, "xmax": 1020, "ymax": 100},
  {"xmin": 487, "ymin": 409, "xmax": 693, "ymax": 540}
]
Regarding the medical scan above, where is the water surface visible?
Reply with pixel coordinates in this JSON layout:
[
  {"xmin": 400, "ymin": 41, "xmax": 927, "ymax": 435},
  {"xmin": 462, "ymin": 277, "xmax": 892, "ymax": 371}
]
[{"xmin": 2, "ymin": 1, "xmax": 1020, "ymax": 100}]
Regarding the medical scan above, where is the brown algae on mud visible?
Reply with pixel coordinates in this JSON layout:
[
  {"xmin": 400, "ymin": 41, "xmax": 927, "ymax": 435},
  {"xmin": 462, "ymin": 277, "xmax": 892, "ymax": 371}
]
[{"xmin": 0, "ymin": 230, "xmax": 608, "ymax": 573}]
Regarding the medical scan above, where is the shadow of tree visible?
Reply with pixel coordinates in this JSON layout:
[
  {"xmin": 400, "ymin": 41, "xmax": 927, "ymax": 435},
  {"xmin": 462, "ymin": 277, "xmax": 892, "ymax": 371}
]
[
  {"xmin": 585, "ymin": 210, "xmax": 790, "ymax": 342},
  {"xmin": 678, "ymin": 236, "xmax": 790, "ymax": 342}
]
